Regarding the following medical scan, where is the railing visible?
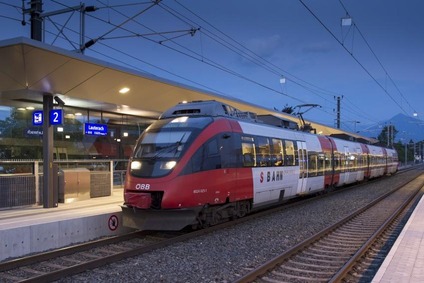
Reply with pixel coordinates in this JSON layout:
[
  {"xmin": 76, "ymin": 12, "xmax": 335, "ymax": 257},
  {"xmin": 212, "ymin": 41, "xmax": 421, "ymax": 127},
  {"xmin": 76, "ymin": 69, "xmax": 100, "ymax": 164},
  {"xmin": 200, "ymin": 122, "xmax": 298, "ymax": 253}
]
[{"xmin": 0, "ymin": 159, "xmax": 128, "ymax": 209}]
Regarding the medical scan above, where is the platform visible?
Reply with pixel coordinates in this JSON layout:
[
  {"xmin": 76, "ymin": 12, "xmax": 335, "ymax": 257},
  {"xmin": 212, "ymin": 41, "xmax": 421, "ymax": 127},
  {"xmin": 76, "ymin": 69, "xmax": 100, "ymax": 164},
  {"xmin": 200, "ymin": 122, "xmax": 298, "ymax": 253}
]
[
  {"xmin": 0, "ymin": 189, "xmax": 134, "ymax": 262},
  {"xmin": 372, "ymin": 194, "xmax": 424, "ymax": 282}
]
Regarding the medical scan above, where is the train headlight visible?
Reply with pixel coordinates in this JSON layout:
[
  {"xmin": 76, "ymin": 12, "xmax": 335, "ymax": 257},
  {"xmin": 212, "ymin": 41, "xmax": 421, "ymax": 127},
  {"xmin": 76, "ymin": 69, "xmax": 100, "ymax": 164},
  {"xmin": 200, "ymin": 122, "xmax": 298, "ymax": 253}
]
[
  {"xmin": 163, "ymin": 161, "xmax": 177, "ymax": 170},
  {"xmin": 131, "ymin": 161, "xmax": 142, "ymax": 170}
]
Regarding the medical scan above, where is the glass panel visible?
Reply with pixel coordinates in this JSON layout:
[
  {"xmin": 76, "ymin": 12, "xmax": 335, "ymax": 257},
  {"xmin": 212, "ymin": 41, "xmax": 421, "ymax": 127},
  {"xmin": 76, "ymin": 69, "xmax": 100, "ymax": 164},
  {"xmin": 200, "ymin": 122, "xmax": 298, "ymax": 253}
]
[
  {"xmin": 256, "ymin": 137, "xmax": 271, "ymax": 167},
  {"xmin": 272, "ymin": 138, "xmax": 284, "ymax": 166},
  {"xmin": 241, "ymin": 136, "xmax": 255, "ymax": 167},
  {"xmin": 284, "ymin": 140, "xmax": 295, "ymax": 166}
]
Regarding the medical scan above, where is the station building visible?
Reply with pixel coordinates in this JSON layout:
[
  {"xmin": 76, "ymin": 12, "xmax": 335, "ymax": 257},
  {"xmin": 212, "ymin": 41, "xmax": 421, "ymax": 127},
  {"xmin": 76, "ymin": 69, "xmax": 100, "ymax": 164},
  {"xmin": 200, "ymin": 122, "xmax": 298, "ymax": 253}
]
[{"xmin": 0, "ymin": 37, "xmax": 372, "ymax": 209}]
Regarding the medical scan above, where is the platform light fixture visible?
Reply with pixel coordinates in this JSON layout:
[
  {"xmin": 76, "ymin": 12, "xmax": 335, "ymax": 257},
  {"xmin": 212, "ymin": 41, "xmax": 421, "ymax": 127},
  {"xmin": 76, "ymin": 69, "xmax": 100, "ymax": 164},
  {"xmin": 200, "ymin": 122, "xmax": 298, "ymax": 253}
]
[{"xmin": 119, "ymin": 87, "xmax": 130, "ymax": 94}]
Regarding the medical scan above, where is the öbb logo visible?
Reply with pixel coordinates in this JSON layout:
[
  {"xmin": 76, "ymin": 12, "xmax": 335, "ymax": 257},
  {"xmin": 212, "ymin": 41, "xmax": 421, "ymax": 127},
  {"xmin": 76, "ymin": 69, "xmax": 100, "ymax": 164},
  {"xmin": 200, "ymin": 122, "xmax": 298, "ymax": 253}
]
[{"xmin": 260, "ymin": 171, "xmax": 284, "ymax": 183}]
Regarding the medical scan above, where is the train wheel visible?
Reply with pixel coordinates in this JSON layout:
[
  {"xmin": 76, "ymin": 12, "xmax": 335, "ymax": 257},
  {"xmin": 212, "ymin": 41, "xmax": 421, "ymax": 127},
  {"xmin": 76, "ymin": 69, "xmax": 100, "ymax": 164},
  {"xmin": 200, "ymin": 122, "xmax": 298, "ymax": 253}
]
[{"xmin": 236, "ymin": 200, "xmax": 251, "ymax": 218}]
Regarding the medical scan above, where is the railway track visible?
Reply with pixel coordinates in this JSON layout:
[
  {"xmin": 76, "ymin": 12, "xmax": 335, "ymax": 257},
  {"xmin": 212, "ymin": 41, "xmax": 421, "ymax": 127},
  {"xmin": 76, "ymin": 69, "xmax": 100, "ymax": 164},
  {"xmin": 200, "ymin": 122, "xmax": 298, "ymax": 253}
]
[
  {"xmin": 0, "ymin": 168, "xmax": 418, "ymax": 282},
  {"xmin": 234, "ymin": 173, "xmax": 424, "ymax": 283},
  {"xmin": 0, "ymin": 230, "xmax": 192, "ymax": 282}
]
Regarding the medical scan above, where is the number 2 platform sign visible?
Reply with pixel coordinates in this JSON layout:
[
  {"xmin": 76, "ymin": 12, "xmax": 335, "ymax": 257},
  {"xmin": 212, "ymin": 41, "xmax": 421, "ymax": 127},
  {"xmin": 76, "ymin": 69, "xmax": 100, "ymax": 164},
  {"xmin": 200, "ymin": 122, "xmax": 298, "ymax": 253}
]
[{"xmin": 50, "ymin": 109, "xmax": 63, "ymax": 125}]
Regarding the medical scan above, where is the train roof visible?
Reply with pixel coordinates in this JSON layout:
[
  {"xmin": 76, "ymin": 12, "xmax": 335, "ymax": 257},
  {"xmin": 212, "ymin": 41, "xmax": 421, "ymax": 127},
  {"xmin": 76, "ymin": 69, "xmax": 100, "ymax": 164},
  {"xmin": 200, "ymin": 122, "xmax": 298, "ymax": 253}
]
[
  {"xmin": 159, "ymin": 100, "xmax": 301, "ymax": 130},
  {"xmin": 159, "ymin": 100, "xmax": 386, "ymax": 146},
  {"xmin": 159, "ymin": 100, "xmax": 258, "ymax": 121}
]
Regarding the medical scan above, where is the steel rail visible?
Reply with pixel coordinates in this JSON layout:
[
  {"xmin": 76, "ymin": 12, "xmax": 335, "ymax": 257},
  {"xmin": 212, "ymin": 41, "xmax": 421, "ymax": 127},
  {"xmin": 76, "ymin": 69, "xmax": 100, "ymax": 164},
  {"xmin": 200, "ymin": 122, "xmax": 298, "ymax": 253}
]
[{"xmin": 233, "ymin": 173, "xmax": 424, "ymax": 283}]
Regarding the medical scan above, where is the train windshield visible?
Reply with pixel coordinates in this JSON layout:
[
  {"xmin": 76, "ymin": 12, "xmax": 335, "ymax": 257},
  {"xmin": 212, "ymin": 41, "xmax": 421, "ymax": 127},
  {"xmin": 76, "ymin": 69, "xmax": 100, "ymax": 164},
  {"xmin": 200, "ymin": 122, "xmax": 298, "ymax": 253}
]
[{"xmin": 130, "ymin": 116, "xmax": 213, "ymax": 177}]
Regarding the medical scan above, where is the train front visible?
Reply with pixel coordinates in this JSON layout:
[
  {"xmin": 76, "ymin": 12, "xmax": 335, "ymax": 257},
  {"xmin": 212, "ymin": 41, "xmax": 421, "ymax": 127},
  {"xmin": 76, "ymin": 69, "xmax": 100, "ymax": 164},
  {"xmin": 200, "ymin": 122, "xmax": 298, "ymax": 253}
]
[{"xmin": 121, "ymin": 115, "xmax": 213, "ymax": 231}]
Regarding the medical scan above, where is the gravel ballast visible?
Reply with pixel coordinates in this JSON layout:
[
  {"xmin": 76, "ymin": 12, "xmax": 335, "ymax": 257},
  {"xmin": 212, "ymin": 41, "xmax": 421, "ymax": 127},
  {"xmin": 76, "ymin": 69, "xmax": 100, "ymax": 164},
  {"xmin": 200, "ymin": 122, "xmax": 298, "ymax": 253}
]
[{"xmin": 59, "ymin": 170, "xmax": 421, "ymax": 283}]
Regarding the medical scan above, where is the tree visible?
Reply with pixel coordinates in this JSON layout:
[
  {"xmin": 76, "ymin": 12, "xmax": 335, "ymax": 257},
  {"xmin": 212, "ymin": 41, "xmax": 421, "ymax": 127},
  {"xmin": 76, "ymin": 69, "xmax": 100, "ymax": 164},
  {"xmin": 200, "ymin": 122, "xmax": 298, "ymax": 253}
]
[{"xmin": 377, "ymin": 125, "xmax": 398, "ymax": 147}]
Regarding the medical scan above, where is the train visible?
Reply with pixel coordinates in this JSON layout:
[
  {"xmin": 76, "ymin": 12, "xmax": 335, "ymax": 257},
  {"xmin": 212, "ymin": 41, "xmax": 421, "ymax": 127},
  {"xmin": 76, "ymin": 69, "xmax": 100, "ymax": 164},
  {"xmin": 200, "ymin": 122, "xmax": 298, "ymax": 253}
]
[{"xmin": 121, "ymin": 100, "xmax": 398, "ymax": 230}]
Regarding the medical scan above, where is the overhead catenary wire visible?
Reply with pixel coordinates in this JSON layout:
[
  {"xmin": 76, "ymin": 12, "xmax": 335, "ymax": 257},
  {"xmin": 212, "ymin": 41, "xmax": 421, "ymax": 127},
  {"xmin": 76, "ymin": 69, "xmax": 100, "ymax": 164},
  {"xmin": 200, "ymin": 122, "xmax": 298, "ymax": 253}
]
[
  {"xmin": 165, "ymin": 1, "xmax": 342, "ymax": 99},
  {"xmin": 298, "ymin": 0, "xmax": 410, "ymax": 117},
  {"xmin": 161, "ymin": 0, "xmax": 381, "ymax": 124},
  {"xmin": 0, "ymin": 1, "xmax": 402, "ymax": 128},
  {"xmin": 86, "ymin": 1, "xmax": 304, "ymax": 105},
  {"xmin": 338, "ymin": 0, "xmax": 417, "ymax": 116},
  {"xmin": 9, "ymin": 0, "xmax": 360, "ymax": 117}
]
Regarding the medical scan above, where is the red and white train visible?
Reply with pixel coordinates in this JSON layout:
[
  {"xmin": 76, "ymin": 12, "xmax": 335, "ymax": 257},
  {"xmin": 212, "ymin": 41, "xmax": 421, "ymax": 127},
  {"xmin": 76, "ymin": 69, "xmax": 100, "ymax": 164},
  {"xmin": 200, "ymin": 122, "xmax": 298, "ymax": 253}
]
[{"xmin": 121, "ymin": 101, "xmax": 398, "ymax": 230}]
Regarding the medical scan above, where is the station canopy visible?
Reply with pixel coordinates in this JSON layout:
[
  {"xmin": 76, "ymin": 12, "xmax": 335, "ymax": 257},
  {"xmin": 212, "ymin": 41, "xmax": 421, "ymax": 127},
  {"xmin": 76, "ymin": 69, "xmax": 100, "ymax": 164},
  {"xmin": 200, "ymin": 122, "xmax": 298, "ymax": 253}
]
[{"xmin": 0, "ymin": 37, "xmax": 375, "ymax": 143}]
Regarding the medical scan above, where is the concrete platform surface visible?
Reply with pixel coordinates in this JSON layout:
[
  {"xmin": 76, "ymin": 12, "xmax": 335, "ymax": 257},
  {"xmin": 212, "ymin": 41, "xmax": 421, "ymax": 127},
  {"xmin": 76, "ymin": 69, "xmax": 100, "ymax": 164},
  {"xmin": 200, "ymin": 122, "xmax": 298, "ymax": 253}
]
[{"xmin": 372, "ymin": 195, "xmax": 424, "ymax": 282}]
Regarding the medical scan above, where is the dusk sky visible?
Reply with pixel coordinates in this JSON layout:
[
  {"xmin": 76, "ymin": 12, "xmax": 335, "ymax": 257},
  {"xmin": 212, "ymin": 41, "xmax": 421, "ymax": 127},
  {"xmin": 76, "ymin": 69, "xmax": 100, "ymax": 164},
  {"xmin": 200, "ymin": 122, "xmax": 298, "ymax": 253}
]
[{"xmin": 0, "ymin": 0, "xmax": 423, "ymax": 133}]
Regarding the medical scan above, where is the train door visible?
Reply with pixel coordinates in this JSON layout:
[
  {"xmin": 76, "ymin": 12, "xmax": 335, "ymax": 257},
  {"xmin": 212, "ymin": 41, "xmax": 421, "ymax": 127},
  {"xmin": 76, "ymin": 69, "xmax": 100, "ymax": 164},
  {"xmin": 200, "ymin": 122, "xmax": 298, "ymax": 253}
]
[{"xmin": 296, "ymin": 141, "xmax": 308, "ymax": 195}]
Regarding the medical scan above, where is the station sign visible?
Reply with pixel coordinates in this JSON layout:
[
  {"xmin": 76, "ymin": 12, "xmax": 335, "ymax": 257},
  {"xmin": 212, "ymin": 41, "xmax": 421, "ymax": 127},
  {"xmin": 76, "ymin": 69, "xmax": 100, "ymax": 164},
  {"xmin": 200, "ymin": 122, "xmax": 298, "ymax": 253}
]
[
  {"xmin": 50, "ymin": 109, "xmax": 63, "ymax": 125},
  {"xmin": 32, "ymin": 111, "xmax": 43, "ymax": 126},
  {"xmin": 84, "ymin": 123, "xmax": 108, "ymax": 136},
  {"xmin": 25, "ymin": 128, "xmax": 43, "ymax": 137},
  {"xmin": 32, "ymin": 109, "xmax": 64, "ymax": 126}
]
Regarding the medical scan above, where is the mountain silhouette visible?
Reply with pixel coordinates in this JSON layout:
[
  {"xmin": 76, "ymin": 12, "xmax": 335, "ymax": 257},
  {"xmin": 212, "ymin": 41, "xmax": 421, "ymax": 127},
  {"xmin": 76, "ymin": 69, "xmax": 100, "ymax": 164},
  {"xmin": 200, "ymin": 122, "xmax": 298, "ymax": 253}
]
[{"xmin": 359, "ymin": 113, "xmax": 424, "ymax": 143}]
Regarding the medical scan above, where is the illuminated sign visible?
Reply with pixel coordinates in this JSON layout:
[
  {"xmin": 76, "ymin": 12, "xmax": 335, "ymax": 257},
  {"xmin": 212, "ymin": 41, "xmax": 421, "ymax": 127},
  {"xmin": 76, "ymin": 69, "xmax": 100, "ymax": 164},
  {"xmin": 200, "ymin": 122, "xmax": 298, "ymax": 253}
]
[
  {"xmin": 32, "ymin": 111, "xmax": 43, "ymax": 125},
  {"xmin": 50, "ymin": 109, "xmax": 63, "ymax": 125},
  {"xmin": 84, "ymin": 123, "xmax": 108, "ymax": 136}
]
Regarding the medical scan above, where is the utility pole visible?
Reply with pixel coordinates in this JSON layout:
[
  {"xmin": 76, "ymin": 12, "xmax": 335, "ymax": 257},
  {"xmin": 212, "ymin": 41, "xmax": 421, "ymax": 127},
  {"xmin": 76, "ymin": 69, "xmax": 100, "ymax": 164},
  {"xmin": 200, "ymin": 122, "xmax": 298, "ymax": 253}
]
[
  {"xmin": 335, "ymin": 96, "xmax": 342, "ymax": 129},
  {"xmin": 29, "ymin": 0, "xmax": 43, "ymax": 41},
  {"xmin": 387, "ymin": 124, "xmax": 393, "ymax": 148},
  {"xmin": 23, "ymin": 1, "xmax": 98, "ymax": 50}
]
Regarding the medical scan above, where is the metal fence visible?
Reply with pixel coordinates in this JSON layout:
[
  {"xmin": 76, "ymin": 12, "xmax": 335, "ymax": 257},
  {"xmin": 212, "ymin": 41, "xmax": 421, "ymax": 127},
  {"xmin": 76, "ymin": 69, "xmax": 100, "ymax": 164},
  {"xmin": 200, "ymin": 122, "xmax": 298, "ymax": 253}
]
[{"xmin": 0, "ymin": 159, "xmax": 128, "ymax": 209}]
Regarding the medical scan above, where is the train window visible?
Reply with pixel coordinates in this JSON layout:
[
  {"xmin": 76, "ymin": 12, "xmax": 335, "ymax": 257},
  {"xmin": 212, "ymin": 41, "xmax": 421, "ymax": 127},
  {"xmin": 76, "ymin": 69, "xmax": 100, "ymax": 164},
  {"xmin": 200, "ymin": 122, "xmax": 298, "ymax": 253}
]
[
  {"xmin": 256, "ymin": 137, "xmax": 271, "ymax": 167},
  {"xmin": 324, "ymin": 152, "xmax": 332, "ymax": 172},
  {"xmin": 299, "ymin": 149, "xmax": 307, "ymax": 173},
  {"xmin": 363, "ymin": 155, "xmax": 367, "ymax": 167},
  {"xmin": 308, "ymin": 152, "xmax": 318, "ymax": 177},
  {"xmin": 333, "ymin": 152, "xmax": 340, "ymax": 172},
  {"xmin": 340, "ymin": 154, "xmax": 346, "ymax": 172},
  {"xmin": 182, "ymin": 138, "xmax": 222, "ymax": 174},
  {"xmin": 272, "ymin": 139, "xmax": 284, "ymax": 166},
  {"xmin": 207, "ymin": 138, "xmax": 219, "ymax": 156},
  {"xmin": 352, "ymin": 154, "xmax": 358, "ymax": 168},
  {"xmin": 134, "ymin": 131, "xmax": 190, "ymax": 159},
  {"xmin": 284, "ymin": 140, "xmax": 296, "ymax": 166},
  {"xmin": 317, "ymin": 153, "xmax": 325, "ymax": 175},
  {"xmin": 241, "ymin": 136, "xmax": 255, "ymax": 167}
]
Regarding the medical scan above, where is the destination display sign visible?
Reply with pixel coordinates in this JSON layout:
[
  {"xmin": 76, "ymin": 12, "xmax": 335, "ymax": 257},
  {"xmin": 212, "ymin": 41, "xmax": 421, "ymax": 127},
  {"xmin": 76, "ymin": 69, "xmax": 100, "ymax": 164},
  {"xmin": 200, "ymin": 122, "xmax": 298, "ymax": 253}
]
[{"xmin": 84, "ymin": 123, "xmax": 108, "ymax": 136}]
